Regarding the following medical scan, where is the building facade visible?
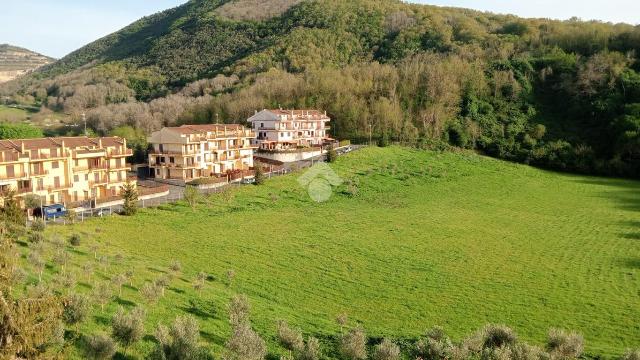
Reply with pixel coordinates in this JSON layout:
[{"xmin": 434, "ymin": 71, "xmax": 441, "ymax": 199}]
[
  {"xmin": 148, "ymin": 124, "xmax": 256, "ymax": 181},
  {"xmin": 247, "ymin": 109, "xmax": 332, "ymax": 151},
  {"xmin": 0, "ymin": 137, "xmax": 133, "ymax": 206}
]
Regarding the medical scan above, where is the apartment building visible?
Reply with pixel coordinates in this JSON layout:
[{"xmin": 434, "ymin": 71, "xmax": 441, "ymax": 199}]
[
  {"xmin": 247, "ymin": 109, "xmax": 332, "ymax": 151},
  {"xmin": 148, "ymin": 124, "xmax": 256, "ymax": 180},
  {"xmin": 0, "ymin": 137, "xmax": 133, "ymax": 205}
]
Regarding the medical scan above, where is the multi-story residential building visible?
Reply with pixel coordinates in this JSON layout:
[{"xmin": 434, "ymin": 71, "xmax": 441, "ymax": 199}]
[
  {"xmin": 148, "ymin": 124, "xmax": 256, "ymax": 180},
  {"xmin": 247, "ymin": 109, "xmax": 332, "ymax": 151},
  {"xmin": 0, "ymin": 137, "xmax": 133, "ymax": 205}
]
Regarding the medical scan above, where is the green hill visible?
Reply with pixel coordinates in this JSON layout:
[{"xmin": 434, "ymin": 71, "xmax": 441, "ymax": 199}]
[
  {"xmin": 37, "ymin": 146, "xmax": 640, "ymax": 359},
  {"xmin": 2, "ymin": 0, "xmax": 640, "ymax": 177}
]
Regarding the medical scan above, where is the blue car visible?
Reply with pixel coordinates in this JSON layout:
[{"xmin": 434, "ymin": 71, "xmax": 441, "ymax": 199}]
[{"xmin": 34, "ymin": 204, "xmax": 68, "ymax": 220}]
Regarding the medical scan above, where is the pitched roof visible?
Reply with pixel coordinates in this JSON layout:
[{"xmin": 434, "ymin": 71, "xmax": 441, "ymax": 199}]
[
  {"xmin": 266, "ymin": 109, "xmax": 326, "ymax": 117},
  {"xmin": 0, "ymin": 137, "xmax": 124, "ymax": 152},
  {"xmin": 164, "ymin": 124, "xmax": 245, "ymax": 135}
]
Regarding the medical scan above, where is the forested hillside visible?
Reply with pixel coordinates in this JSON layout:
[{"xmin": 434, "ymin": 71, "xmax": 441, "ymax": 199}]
[{"xmin": 1, "ymin": 0, "xmax": 640, "ymax": 177}]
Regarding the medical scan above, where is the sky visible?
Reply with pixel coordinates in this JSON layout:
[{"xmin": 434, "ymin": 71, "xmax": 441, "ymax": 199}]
[{"xmin": 1, "ymin": 0, "xmax": 638, "ymax": 59}]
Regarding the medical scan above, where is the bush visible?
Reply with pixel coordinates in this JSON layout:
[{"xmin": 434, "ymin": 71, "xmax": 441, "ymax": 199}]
[
  {"xmin": 140, "ymin": 282, "xmax": 162, "ymax": 304},
  {"xmin": 481, "ymin": 324, "xmax": 517, "ymax": 350},
  {"xmin": 29, "ymin": 231, "xmax": 45, "ymax": 243},
  {"xmin": 150, "ymin": 315, "xmax": 212, "ymax": 360},
  {"xmin": 85, "ymin": 334, "xmax": 117, "ymax": 360},
  {"xmin": 69, "ymin": 233, "xmax": 81, "ymax": 246},
  {"xmin": 254, "ymin": 163, "xmax": 266, "ymax": 185},
  {"xmin": 373, "ymin": 339, "xmax": 401, "ymax": 360},
  {"xmin": 63, "ymin": 293, "xmax": 91, "ymax": 328},
  {"xmin": 415, "ymin": 327, "xmax": 453, "ymax": 360},
  {"xmin": 298, "ymin": 337, "xmax": 321, "ymax": 360},
  {"xmin": 276, "ymin": 320, "xmax": 304, "ymax": 352},
  {"xmin": 31, "ymin": 218, "xmax": 45, "ymax": 232},
  {"xmin": 622, "ymin": 349, "xmax": 640, "ymax": 360},
  {"xmin": 228, "ymin": 294, "xmax": 251, "ymax": 328},
  {"xmin": 112, "ymin": 306, "xmax": 145, "ymax": 353},
  {"xmin": 225, "ymin": 322, "xmax": 267, "ymax": 360},
  {"xmin": 326, "ymin": 145, "xmax": 338, "ymax": 163},
  {"xmin": 121, "ymin": 180, "xmax": 138, "ymax": 216},
  {"xmin": 546, "ymin": 329, "xmax": 584, "ymax": 359},
  {"xmin": 339, "ymin": 327, "xmax": 367, "ymax": 360}
]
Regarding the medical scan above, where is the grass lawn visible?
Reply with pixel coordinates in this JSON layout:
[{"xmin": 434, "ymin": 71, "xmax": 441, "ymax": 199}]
[{"xmin": 31, "ymin": 146, "xmax": 640, "ymax": 358}]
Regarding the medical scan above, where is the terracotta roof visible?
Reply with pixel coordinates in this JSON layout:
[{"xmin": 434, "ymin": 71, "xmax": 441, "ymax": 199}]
[
  {"xmin": 0, "ymin": 137, "xmax": 124, "ymax": 152},
  {"xmin": 165, "ymin": 124, "xmax": 245, "ymax": 135},
  {"xmin": 266, "ymin": 109, "xmax": 327, "ymax": 117}
]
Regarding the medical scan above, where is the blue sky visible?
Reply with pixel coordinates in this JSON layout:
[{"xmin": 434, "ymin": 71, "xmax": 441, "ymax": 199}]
[{"xmin": 1, "ymin": 0, "xmax": 638, "ymax": 59}]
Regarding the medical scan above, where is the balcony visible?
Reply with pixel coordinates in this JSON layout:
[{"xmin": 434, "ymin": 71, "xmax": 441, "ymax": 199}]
[
  {"xmin": 46, "ymin": 183, "xmax": 71, "ymax": 192},
  {"xmin": 89, "ymin": 178, "xmax": 109, "ymax": 187},
  {"xmin": 30, "ymin": 168, "xmax": 49, "ymax": 177},
  {"xmin": 16, "ymin": 187, "xmax": 33, "ymax": 195},
  {"xmin": 73, "ymin": 163, "xmax": 109, "ymax": 172},
  {"xmin": 0, "ymin": 152, "xmax": 22, "ymax": 163},
  {"xmin": 109, "ymin": 163, "xmax": 131, "ymax": 171},
  {"xmin": 108, "ymin": 148, "xmax": 133, "ymax": 157},
  {"xmin": 0, "ymin": 172, "xmax": 28, "ymax": 181}
]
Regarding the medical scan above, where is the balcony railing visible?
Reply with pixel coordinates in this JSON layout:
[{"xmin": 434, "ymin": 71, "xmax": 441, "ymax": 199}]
[
  {"xmin": 108, "ymin": 148, "xmax": 133, "ymax": 157},
  {"xmin": 30, "ymin": 168, "xmax": 49, "ymax": 177},
  {"xmin": 17, "ymin": 187, "xmax": 33, "ymax": 194}
]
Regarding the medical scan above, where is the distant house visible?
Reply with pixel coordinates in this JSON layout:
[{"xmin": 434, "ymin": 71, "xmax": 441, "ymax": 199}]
[
  {"xmin": 247, "ymin": 109, "xmax": 332, "ymax": 151},
  {"xmin": 0, "ymin": 136, "xmax": 133, "ymax": 206},
  {"xmin": 148, "ymin": 124, "xmax": 256, "ymax": 181}
]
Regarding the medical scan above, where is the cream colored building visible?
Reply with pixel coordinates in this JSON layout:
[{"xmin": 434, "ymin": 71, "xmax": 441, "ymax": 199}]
[
  {"xmin": 148, "ymin": 124, "xmax": 256, "ymax": 180},
  {"xmin": 0, "ymin": 137, "xmax": 133, "ymax": 206},
  {"xmin": 247, "ymin": 109, "xmax": 332, "ymax": 150}
]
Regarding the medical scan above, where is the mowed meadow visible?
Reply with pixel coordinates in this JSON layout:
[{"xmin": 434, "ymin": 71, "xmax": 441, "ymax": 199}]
[{"xmin": 32, "ymin": 147, "xmax": 639, "ymax": 358}]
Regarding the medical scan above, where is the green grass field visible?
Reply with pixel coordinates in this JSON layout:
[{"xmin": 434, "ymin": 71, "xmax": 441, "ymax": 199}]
[{"xmin": 34, "ymin": 146, "xmax": 640, "ymax": 358}]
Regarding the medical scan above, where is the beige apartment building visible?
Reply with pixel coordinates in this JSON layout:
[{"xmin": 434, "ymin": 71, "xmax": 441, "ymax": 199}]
[
  {"xmin": 148, "ymin": 124, "xmax": 256, "ymax": 181},
  {"xmin": 247, "ymin": 109, "xmax": 332, "ymax": 151},
  {"xmin": 0, "ymin": 137, "xmax": 133, "ymax": 206}
]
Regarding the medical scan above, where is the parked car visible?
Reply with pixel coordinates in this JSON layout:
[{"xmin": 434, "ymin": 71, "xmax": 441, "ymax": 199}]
[
  {"xmin": 241, "ymin": 177, "xmax": 256, "ymax": 184},
  {"xmin": 33, "ymin": 204, "xmax": 67, "ymax": 220}
]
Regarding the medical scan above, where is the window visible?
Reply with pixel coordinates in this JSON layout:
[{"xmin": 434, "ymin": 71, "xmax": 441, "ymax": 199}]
[
  {"xmin": 37, "ymin": 179, "xmax": 44, "ymax": 191},
  {"xmin": 169, "ymin": 157, "xmax": 175, "ymax": 164},
  {"xmin": 74, "ymin": 159, "xmax": 79, "ymax": 166},
  {"xmin": 6, "ymin": 165, "xmax": 14, "ymax": 178},
  {"xmin": 74, "ymin": 175, "xmax": 79, "ymax": 182},
  {"xmin": 85, "ymin": 174, "xmax": 89, "ymax": 181},
  {"xmin": 52, "ymin": 161, "xmax": 59, "ymax": 169},
  {"xmin": 54, "ymin": 176, "xmax": 60, "ymax": 188},
  {"xmin": 260, "ymin": 122, "xmax": 264, "ymax": 128},
  {"xmin": 156, "ymin": 169, "xmax": 160, "ymax": 175}
]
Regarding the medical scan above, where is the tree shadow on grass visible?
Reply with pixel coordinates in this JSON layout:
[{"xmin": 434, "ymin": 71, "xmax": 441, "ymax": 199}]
[
  {"xmin": 620, "ymin": 258, "xmax": 640, "ymax": 269},
  {"xmin": 620, "ymin": 232, "xmax": 640, "ymax": 240},
  {"xmin": 94, "ymin": 314, "xmax": 110, "ymax": 326},
  {"xmin": 179, "ymin": 299, "xmax": 219, "ymax": 320},
  {"xmin": 114, "ymin": 296, "xmax": 136, "ymax": 307},
  {"xmin": 169, "ymin": 286, "xmax": 185, "ymax": 294},
  {"xmin": 200, "ymin": 330, "xmax": 226, "ymax": 347},
  {"xmin": 123, "ymin": 284, "xmax": 139, "ymax": 292}
]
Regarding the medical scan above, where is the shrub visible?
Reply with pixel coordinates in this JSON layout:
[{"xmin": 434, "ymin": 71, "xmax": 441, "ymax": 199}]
[
  {"xmin": 339, "ymin": 327, "xmax": 367, "ymax": 360},
  {"xmin": 481, "ymin": 324, "xmax": 517, "ymax": 350},
  {"xmin": 69, "ymin": 233, "xmax": 81, "ymax": 246},
  {"xmin": 415, "ymin": 326, "xmax": 453, "ymax": 360},
  {"xmin": 225, "ymin": 322, "xmax": 267, "ymax": 360},
  {"xmin": 170, "ymin": 260, "xmax": 182, "ymax": 273},
  {"xmin": 298, "ymin": 337, "xmax": 321, "ymax": 360},
  {"xmin": 63, "ymin": 293, "xmax": 91, "ymax": 329},
  {"xmin": 373, "ymin": 339, "xmax": 400, "ymax": 360},
  {"xmin": 31, "ymin": 218, "xmax": 45, "ymax": 232},
  {"xmin": 622, "ymin": 349, "xmax": 640, "ymax": 360},
  {"xmin": 121, "ymin": 180, "xmax": 138, "ymax": 216},
  {"xmin": 326, "ymin": 145, "xmax": 338, "ymax": 163},
  {"xmin": 29, "ymin": 231, "xmax": 45, "ymax": 244},
  {"xmin": 112, "ymin": 306, "xmax": 145, "ymax": 354},
  {"xmin": 546, "ymin": 329, "xmax": 584, "ymax": 359},
  {"xmin": 184, "ymin": 185, "xmax": 201, "ymax": 210},
  {"xmin": 228, "ymin": 294, "xmax": 250, "ymax": 327},
  {"xmin": 140, "ymin": 282, "xmax": 162, "ymax": 304},
  {"xmin": 93, "ymin": 281, "xmax": 113, "ymax": 312},
  {"xmin": 276, "ymin": 320, "xmax": 304, "ymax": 352},
  {"xmin": 150, "ymin": 315, "xmax": 212, "ymax": 360},
  {"xmin": 254, "ymin": 163, "xmax": 266, "ymax": 185},
  {"xmin": 85, "ymin": 333, "xmax": 117, "ymax": 360}
]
